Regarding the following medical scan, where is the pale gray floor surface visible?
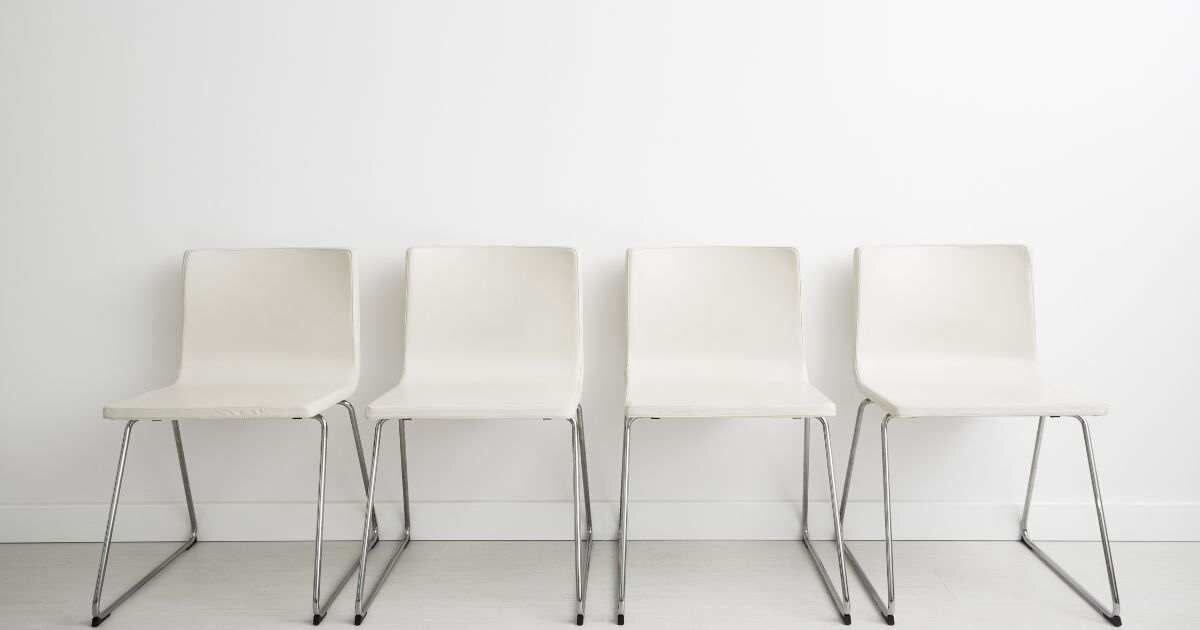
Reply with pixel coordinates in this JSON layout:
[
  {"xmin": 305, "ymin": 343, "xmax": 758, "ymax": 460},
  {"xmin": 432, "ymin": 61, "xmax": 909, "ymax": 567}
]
[{"xmin": 0, "ymin": 541, "xmax": 1196, "ymax": 629}]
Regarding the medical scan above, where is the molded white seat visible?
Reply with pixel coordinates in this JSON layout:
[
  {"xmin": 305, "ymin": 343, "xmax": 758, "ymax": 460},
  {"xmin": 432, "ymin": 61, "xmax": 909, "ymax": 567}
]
[
  {"xmin": 618, "ymin": 247, "xmax": 850, "ymax": 625},
  {"xmin": 104, "ymin": 382, "xmax": 355, "ymax": 420},
  {"xmin": 356, "ymin": 246, "xmax": 593, "ymax": 626},
  {"xmin": 624, "ymin": 247, "xmax": 835, "ymax": 419},
  {"xmin": 103, "ymin": 248, "xmax": 359, "ymax": 421},
  {"xmin": 857, "ymin": 359, "xmax": 1107, "ymax": 418},
  {"xmin": 626, "ymin": 379, "xmax": 835, "ymax": 418},
  {"xmin": 855, "ymin": 245, "xmax": 1105, "ymax": 418},
  {"xmin": 842, "ymin": 244, "xmax": 1122, "ymax": 626},
  {"xmin": 368, "ymin": 379, "xmax": 580, "ymax": 420},
  {"xmin": 366, "ymin": 247, "xmax": 583, "ymax": 421},
  {"xmin": 92, "ymin": 248, "xmax": 377, "ymax": 627}
]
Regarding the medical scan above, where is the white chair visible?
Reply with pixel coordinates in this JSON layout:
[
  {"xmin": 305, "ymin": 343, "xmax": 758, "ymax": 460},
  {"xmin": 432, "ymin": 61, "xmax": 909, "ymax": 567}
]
[
  {"xmin": 842, "ymin": 244, "xmax": 1122, "ymax": 626},
  {"xmin": 92, "ymin": 248, "xmax": 380, "ymax": 627},
  {"xmin": 618, "ymin": 247, "xmax": 852, "ymax": 625},
  {"xmin": 353, "ymin": 246, "xmax": 592, "ymax": 626}
]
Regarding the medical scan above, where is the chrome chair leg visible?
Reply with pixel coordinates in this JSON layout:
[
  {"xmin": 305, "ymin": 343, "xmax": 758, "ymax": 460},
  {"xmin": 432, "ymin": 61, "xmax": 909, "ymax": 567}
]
[
  {"xmin": 839, "ymin": 399, "xmax": 896, "ymax": 625},
  {"xmin": 310, "ymin": 402, "xmax": 385, "ymax": 625},
  {"xmin": 311, "ymin": 415, "xmax": 330, "ymax": 624},
  {"xmin": 576, "ymin": 406, "xmax": 594, "ymax": 547},
  {"xmin": 842, "ymin": 403, "xmax": 1122, "ymax": 627},
  {"xmin": 173, "ymin": 420, "xmax": 199, "ymax": 541},
  {"xmin": 616, "ymin": 416, "xmax": 636, "ymax": 625},
  {"xmin": 800, "ymin": 417, "xmax": 853, "ymax": 624},
  {"xmin": 92, "ymin": 403, "xmax": 378, "ymax": 627},
  {"xmin": 354, "ymin": 418, "xmax": 413, "ymax": 626},
  {"xmin": 341, "ymin": 400, "xmax": 380, "ymax": 542},
  {"xmin": 570, "ymin": 406, "xmax": 594, "ymax": 626},
  {"xmin": 91, "ymin": 420, "xmax": 198, "ymax": 627},
  {"xmin": 880, "ymin": 414, "xmax": 896, "ymax": 618},
  {"xmin": 397, "ymin": 418, "xmax": 412, "ymax": 541},
  {"xmin": 1020, "ymin": 416, "xmax": 1123, "ymax": 626}
]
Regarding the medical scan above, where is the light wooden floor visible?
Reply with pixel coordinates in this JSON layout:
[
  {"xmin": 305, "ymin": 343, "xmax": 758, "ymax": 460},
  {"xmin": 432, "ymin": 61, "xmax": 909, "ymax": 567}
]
[{"xmin": 1, "ymin": 541, "xmax": 1196, "ymax": 629}]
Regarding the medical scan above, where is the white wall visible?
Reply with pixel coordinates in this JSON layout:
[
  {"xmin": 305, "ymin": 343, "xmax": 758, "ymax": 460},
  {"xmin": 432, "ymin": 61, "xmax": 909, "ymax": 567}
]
[{"xmin": 2, "ymin": 0, "xmax": 1198, "ymax": 542}]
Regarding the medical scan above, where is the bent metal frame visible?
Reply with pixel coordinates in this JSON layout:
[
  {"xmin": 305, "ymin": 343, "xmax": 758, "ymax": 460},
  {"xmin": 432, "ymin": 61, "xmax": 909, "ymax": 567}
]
[
  {"xmin": 351, "ymin": 405, "xmax": 594, "ymax": 626},
  {"xmin": 840, "ymin": 398, "xmax": 1122, "ymax": 627},
  {"xmin": 617, "ymin": 414, "xmax": 853, "ymax": 626},
  {"xmin": 90, "ymin": 401, "xmax": 380, "ymax": 627}
]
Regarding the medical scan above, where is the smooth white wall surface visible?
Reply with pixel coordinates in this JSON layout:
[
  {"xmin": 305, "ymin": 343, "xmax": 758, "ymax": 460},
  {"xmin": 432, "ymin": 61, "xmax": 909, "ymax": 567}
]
[{"xmin": 2, "ymin": 0, "xmax": 1198, "ymax": 541}]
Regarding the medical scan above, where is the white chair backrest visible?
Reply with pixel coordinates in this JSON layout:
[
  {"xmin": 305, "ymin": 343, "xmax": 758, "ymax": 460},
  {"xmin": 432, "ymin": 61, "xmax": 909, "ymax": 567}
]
[
  {"xmin": 854, "ymin": 244, "xmax": 1038, "ymax": 375},
  {"xmin": 177, "ymin": 248, "xmax": 359, "ymax": 386},
  {"xmin": 401, "ymin": 247, "xmax": 582, "ymax": 385},
  {"xmin": 626, "ymin": 247, "xmax": 807, "ymax": 383}
]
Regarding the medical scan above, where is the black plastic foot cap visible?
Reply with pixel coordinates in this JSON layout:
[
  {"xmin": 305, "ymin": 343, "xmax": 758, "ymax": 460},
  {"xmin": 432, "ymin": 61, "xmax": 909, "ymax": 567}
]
[
  {"xmin": 354, "ymin": 614, "xmax": 365, "ymax": 626},
  {"xmin": 312, "ymin": 613, "xmax": 325, "ymax": 625},
  {"xmin": 886, "ymin": 614, "xmax": 895, "ymax": 625},
  {"xmin": 842, "ymin": 613, "xmax": 852, "ymax": 625},
  {"xmin": 91, "ymin": 616, "xmax": 105, "ymax": 628},
  {"xmin": 1110, "ymin": 615, "xmax": 1122, "ymax": 627},
  {"xmin": 617, "ymin": 614, "xmax": 625, "ymax": 625},
  {"xmin": 575, "ymin": 613, "xmax": 584, "ymax": 625}
]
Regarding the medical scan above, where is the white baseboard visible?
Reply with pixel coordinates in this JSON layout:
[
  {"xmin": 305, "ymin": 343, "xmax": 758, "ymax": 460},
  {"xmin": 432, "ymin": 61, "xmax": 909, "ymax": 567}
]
[{"xmin": 1, "ymin": 500, "xmax": 1196, "ymax": 543}]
